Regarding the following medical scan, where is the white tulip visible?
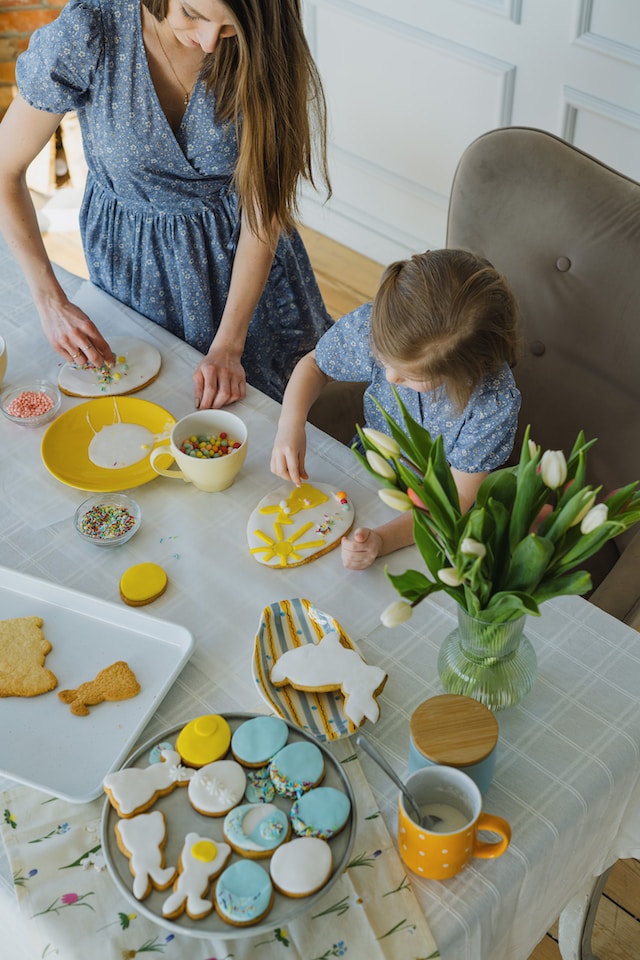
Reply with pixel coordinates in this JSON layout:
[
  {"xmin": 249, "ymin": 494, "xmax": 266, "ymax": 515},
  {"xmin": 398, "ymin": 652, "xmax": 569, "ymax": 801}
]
[
  {"xmin": 580, "ymin": 503, "xmax": 608, "ymax": 535},
  {"xmin": 528, "ymin": 439, "xmax": 539, "ymax": 459},
  {"xmin": 378, "ymin": 488, "xmax": 412, "ymax": 512},
  {"xmin": 362, "ymin": 428, "xmax": 400, "ymax": 458},
  {"xmin": 438, "ymin": 567, "xmax": 464, "ymax": 587},
  {"xmin": 380, "ymin": 599, "xmax": 413, "ymax": 628},
  {"xmin": 569, "ymin": 490, "xmax": 596, "ymax": 527},
  {"xmin": 460, "ymin": 537, "xmax": 487, "ymax": 559},
  {"xmin": 540, "ymin": 449, "xmax": 568, "ymax": 490},
  {"xmin": 366, "ymin": 449, "xmax": 397, "ymax": 481}
]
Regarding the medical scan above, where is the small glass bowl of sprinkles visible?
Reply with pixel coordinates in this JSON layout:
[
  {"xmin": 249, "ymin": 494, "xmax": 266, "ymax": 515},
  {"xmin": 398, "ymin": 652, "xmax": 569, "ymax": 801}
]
[
  {"xmin": 74, "ymin": 493, "xmax": 141, "ymax": 547},
  {"xmin": 0, "ymin": 379, "xmax": 61, "ymax": 427}
]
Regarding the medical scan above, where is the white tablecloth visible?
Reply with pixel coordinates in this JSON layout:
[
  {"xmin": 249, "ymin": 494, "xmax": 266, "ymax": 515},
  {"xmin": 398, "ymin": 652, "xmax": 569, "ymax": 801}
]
[{"xmin": 1, "ymin": 237, "xmax": 640, "ymax": 960}]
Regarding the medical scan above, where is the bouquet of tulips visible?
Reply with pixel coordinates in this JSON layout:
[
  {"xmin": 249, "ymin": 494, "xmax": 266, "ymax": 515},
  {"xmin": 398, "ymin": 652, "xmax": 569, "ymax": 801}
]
[{"xmin": 355, "ymin": 390, "xmax": 640, "ymax": 626}]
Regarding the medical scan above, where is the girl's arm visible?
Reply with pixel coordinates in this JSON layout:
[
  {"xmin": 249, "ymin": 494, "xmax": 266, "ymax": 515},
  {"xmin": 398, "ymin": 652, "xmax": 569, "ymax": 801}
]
[
  {"xmin": 0, "ymin": 94, "xmax": 113, "ymax": 366},
  {"xmin": 342, "ymin": 467, "xmax": 488, "ymax": 570},
  {"xmin": 193, "ymin": 210, "xmax": 277, "ymax": 409},
  {"xmin": 271, "ymin": 350, "xmax": 331, "ymax": 485}
]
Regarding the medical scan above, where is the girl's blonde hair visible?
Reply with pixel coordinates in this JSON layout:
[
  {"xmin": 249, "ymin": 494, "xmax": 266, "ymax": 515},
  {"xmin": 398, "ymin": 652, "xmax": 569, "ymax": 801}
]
[
  {"xmin": 371, "ymin": 248, "xmax": 521, "ymax": 412},
  {"xmin": 143, "ymin": 0, "xmax": 330, "ymax": 243}
]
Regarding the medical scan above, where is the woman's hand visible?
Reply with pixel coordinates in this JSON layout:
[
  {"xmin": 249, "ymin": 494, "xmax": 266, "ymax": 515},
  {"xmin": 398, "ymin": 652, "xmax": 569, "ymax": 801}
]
[
  {"xmin": 270, "ymin": 421, "xmax": 309, "ymax": 486},
  {"xmin": 341, "ymin": 527, "xmax": 383, "ymax": 570},
  {"xmin": 40, "ymin": 293, "xmax": 114, "ymax": 368},
  {"xmin": 194, "ymin": 344, "xmax": 246, "ymax": 409}
]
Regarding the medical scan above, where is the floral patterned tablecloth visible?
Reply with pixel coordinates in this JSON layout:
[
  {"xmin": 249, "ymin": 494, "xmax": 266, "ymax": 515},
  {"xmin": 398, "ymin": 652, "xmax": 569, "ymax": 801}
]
[{"xmin": 0, "ymin": 738, "xmax": 439, "ymax": 960}]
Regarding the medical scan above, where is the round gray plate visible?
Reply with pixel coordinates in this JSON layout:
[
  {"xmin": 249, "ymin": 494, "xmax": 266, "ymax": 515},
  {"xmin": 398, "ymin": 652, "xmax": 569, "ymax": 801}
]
[{"xmin": 101, "ymin": 713, "xmax": 356, "ymax": 939}]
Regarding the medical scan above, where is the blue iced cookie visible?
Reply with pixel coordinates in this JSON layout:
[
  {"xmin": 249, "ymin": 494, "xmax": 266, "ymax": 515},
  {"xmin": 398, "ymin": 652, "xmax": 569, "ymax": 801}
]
[
  {"xmin": 214, "ymin": 860, "xmax": 274, "ymax": 926},
  {"xmin": 231, "ymin": 715, "xmax": 289, "ymax": 767},
  {"xmin": 223, "ymin": 802, "xmax": 290, "ymax": 858},
  {"xmin": 290, "ymin": 786, "xmax": 351, "ymax": 840},
  {"xmin": 269, "ymin": 740, "xmax": 325, "ymax": 799}
]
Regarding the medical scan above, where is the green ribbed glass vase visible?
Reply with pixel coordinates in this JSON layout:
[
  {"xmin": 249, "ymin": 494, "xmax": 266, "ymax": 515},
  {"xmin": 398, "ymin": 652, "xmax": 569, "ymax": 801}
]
[{"xmin": 437, "ymin": 606, "xmax": 537, "ymax": 711}]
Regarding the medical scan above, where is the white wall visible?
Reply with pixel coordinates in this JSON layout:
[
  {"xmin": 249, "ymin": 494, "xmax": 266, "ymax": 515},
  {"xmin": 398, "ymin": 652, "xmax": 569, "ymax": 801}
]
[{"xmin": 301, "ymin": 0, "xmax": 640, "ymax": 264}]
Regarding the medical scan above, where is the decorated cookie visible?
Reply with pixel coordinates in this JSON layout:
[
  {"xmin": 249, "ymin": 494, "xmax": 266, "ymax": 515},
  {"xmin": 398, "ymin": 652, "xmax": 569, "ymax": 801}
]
[
  {"xmin": 270, "ymin": 631, "xmax": 387, "ymax": 732},
  {"xmin": 176, "ymin": 714, "xmax": 232, "ymax": 768},
  {"xmin": 244, "ymin": 766, "xmax": 276, "ymax": 804},
  {"xmin": 223, "ymin": 803, "xmax": 290, "ymax": 858},
  {"xmin": 115, "ymin": 810, "xmax": 175, "ymax": 900},
  {"xmin": 119, "ymin": 562, "xmax": 168, "ymax": 607},
  {"xmin": 162, "ymin": 833, "xmax": 231, "ymax": 920},
  {"xmin": 188, "ymin": 760, "xmax": 247, "ymax": 816},
  {"xmin": 103, "ymin": 748, "xmax": 194, "ymax": 818},
  {"xmin": 269, "ymin": 837, "xmax": 333, "ymax": 898},
  {"xmin": 290, "ymin": 786, "xmax": 351, "ymax": 840},
  {"xmin": 246, "ymin": 482, "xmax": 354, "ymax": 568},
  {"xmin": 269, "ymin": 741, "xmax": 325, "ymax": 799},
  {"xmin": 58, "ymin": 336, "xmax": 162, "ymax": 398},
  {"xmin": 231, "ymin": 715, "xmax": 289, "ymax": 768},
  {"xmin": 214, "ymin": 859, "xmax": 274, "ymax": 926}
]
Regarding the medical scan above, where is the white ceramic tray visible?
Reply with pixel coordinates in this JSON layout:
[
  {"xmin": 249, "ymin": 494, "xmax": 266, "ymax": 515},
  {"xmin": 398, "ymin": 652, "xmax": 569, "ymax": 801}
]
[
  {"xmin": 0, "ymin": 566, "xmax": 194, "ymax": 802},
  {"xmin": 101, "ymin": 715, "xmax": 357, "ymax": 939}
]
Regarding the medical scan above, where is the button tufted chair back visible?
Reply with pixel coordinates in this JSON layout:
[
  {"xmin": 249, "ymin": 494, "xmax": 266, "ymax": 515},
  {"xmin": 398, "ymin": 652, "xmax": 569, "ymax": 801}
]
[{"xmin": 447, "ymin": 126, "xmax": 640, "ymax": 595}]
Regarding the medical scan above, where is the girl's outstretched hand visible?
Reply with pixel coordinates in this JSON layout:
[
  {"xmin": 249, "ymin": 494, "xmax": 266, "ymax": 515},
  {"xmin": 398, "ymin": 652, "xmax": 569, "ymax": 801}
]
[
  {"xmin": 341, "ymin": 527, "xmax": 383, "ymax": 570},
  {"xmin": 270, "ymin": 422, "xmax": 309, "ymax": 486}
]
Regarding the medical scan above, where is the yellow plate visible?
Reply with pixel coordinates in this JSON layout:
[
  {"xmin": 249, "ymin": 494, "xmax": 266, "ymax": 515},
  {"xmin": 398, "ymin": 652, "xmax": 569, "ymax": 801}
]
[{"xmin": 41, "ymin": 396, "xmax": 176, "ymax": 492}]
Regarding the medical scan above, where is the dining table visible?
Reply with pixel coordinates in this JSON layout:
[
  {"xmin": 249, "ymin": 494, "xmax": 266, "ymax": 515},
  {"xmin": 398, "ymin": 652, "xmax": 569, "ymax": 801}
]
[{"xmin": 1, "ymin": 233, "xmax": 640, "ymax": 960}]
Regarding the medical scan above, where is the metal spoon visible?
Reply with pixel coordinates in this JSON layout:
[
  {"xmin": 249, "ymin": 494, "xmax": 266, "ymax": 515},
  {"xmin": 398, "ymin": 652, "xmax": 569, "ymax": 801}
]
[{"xmin": 355, "ymin": 733, "xmax": 441, "ymax": 830}]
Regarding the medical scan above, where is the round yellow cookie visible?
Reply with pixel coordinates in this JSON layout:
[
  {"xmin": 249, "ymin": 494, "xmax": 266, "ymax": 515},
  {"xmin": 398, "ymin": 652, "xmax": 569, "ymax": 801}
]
[
  {"xmin": 177, "ymin": 714, "xmax": 232, "ymax": 768},
  {"xmin": 119, "ymin": 562, "xmax": 168, "ymax": 606}
]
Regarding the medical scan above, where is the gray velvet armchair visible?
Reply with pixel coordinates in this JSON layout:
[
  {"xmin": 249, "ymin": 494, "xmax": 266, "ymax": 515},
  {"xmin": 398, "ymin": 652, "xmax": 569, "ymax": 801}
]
[
  {"xmin": 310, "ymin": 126, "xmax": 640, "ymax": 630},
  {"xmin": 446, "ymin": 126, "xmax": 640, "ymax": 628}
]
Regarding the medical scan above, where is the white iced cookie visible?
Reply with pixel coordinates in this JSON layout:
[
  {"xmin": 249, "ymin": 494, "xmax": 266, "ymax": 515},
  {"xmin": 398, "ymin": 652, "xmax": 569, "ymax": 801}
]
[
  {"xmin": 58, "ymin": 336, "xmax": 161, "ymax": 397},
  {"xmin": 247, "ymin": 482, "xmax": 354, "ymax": 568},
  {"xmin": 270, "ymin": 631, "xmax": 387, "ymax": 731},
  {"xmin": 269, "ymin": 837, "xmax": 333, "ymax": 897},
  {"xmin": 162, "ymin": 833, "xmax": 231, "ymax": 920},
  {"xmin": 103, "ymin": 748, "xmax": 194, "ymax": 818},
  {"xmin": 188, "ymin": 760, "xmax": 247, "ymax": 816},
  {"xmin": 115, "ymin": 810, "xmax": 175, "ymax": 900}
]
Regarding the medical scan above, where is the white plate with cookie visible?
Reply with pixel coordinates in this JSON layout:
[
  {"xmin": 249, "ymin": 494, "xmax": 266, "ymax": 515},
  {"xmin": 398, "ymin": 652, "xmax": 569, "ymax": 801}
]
[
  {"xmin": 0, "ymin": 565, "xmax": 194, "ymax": 802},
  {"xmin": 57, "ymin": 336, "xmax": 162, "ymax": 398},
  {"xmin": 100, "ymin": 714, "xmax": 356, "ymax": 939},
  {"xmin": 252, "ymin": 598, "xmax": 387, "ymax": 742}
]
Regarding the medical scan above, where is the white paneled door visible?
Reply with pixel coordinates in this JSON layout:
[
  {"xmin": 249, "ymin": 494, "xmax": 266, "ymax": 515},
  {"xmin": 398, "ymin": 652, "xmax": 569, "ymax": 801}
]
[{"xmin": 301, "ymin": 0, "xmax": 640, "ymax": 265}]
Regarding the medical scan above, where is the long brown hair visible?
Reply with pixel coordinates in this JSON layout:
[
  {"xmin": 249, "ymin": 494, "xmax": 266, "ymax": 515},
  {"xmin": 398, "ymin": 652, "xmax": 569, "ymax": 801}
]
[
  {"xmin": 371, "ymin": 248, "xmax": 521, "ymax": 412},
  {"xmin": 143, "ymin": 0, "xmax": 331, "ymax": 243}
]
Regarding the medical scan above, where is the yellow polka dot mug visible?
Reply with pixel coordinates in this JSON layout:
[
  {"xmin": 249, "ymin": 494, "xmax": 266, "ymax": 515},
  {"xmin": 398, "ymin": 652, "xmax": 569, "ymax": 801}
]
[{"xmin": 397, "ymin": 765, "xmax": 511, "ymax": 879}]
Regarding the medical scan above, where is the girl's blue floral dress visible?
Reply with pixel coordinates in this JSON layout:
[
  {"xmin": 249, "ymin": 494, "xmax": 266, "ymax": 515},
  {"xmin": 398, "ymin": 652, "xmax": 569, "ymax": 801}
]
[{"xmin": 16, "ymin": 0, "xmax": 332, "ymax": 402}]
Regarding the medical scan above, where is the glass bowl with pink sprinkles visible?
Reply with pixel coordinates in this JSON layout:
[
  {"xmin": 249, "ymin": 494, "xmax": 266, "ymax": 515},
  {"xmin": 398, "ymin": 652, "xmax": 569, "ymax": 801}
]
[
  {"xmin": 74, "ymin": 493, "xmax": 141, "ymax": 547},
  {"xmin": 0, "ymin": 379, "xmax": 62, "ymax": 427}
]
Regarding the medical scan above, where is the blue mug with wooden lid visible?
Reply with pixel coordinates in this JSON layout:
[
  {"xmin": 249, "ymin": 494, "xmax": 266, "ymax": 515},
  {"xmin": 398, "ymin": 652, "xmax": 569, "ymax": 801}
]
[{"xmin": 408, "ymin": 694, "xmax": 499, "ymax": 794}]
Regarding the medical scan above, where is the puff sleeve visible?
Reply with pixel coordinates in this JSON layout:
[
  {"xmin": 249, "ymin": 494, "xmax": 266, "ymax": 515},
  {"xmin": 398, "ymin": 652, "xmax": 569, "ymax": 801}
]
[{"xmin": 16, "ymin": 0, "xmax": 104, "ymax": 114}]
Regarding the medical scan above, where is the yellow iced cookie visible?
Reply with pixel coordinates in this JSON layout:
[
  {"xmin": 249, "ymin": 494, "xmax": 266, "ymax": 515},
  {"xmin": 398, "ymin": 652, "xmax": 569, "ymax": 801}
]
[
  {"xmin": 119, "ymin": 562, "xmax": 168, "ymax": 606},
  {"xmin": 177, "ymin": 714, "xmax": 232, "ymax": 768}
]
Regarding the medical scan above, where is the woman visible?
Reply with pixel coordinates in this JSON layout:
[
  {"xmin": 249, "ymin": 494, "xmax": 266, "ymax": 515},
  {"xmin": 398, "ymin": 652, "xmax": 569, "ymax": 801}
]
[{"xmin": 0, "ymin": 0, "xmax": 332, "ymax": 407}]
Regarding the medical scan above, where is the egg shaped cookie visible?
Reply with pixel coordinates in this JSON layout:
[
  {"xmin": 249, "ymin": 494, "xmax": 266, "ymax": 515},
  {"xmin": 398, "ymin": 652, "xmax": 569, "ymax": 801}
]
[
  {"xmin": 269, "ymin": 740, "xmax": 325, "ymax": 799},
  {"xmin": 223, "ymin": 802, "xmax": 290, "ymax": 858},
  {"xmin": 214, "ymin": 859, "xmax": 274, "ymax": 926},
  {"xmin": 176, "ymin": 714, "xmax": 231, "ymax": 768},
  {"xmin": 244, "ymin": 765, "xmax": 276, "ymax": 804},
  {"xmin": 231, "ymin": 715, "xmax": 289, "ymax": 767},
  {"xmin": 270, "ymin": 837, "xmax": 333, "ymax": 898},
  {"xmin": 188, "ymin": 760, "xmax": 247, "ymax": 816},
  {"xmin": 290, "ymin": 786, "xmax": 351, "ymax": 840}
]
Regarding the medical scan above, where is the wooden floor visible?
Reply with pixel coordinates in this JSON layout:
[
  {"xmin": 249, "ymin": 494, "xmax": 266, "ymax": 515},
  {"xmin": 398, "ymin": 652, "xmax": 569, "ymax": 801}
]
[{"xmin": 33, "ymin": 185, "xmax": 640, "ymax": 960}]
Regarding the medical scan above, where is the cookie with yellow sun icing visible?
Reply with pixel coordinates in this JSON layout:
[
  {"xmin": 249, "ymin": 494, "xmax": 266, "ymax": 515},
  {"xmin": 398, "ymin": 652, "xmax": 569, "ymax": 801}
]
[{"xmin": 246, "ymin": 482, "xmax": 354, "ymax": 568}]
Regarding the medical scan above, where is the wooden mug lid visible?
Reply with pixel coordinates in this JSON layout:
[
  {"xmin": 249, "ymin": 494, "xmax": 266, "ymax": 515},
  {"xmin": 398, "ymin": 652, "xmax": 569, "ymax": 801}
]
[{"xmin": 410, "ymin": 694, "xmax": 498, "ymax": 766}]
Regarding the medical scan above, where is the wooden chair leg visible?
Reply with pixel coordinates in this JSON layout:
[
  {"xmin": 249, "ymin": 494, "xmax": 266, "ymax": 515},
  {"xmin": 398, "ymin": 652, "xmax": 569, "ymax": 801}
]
[{"xmin": 558, "ymin": 867, "xmax": 613, "ymax": 960}]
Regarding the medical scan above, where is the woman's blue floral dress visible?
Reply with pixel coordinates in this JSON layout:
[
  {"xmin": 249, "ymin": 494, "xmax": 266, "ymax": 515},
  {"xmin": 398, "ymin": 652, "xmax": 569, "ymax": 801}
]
[{"xmin": 16, "ymin": 0, "xmax": 332, "ymax": 401}]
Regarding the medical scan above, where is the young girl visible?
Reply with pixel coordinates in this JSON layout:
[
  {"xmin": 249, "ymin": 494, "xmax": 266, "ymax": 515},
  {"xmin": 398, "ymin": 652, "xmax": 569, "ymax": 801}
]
[
  {"xmin": 271, "ymin": 248, "xmax": 522, "ymax": 570},
  {"xmin": 0, "ymin": 0, "xmax": 331, "ymax": 408}
]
